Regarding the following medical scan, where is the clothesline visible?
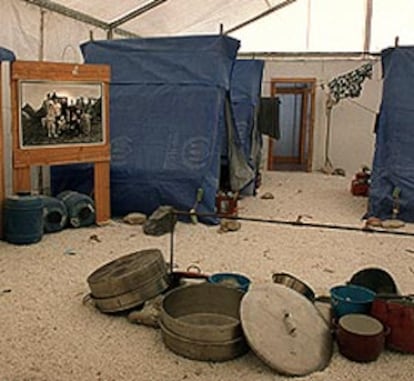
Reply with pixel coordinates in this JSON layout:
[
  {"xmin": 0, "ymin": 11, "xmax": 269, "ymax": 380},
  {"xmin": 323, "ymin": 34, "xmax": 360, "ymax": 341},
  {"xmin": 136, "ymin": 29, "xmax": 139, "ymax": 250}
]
[{"xmin": 345, "ymin": 98, "xmax": 378, "ymax": 115}]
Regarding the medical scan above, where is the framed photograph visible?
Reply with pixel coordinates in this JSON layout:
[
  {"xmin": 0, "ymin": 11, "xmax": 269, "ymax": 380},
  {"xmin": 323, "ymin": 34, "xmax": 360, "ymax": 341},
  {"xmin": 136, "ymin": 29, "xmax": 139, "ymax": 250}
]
[
  {"xmin": 19, "ymin": 81, "xmax": 105, "ymax": 149},
  {"xmin": 11, "ymin": 61, "xmax": 111, "ymax": 223}
]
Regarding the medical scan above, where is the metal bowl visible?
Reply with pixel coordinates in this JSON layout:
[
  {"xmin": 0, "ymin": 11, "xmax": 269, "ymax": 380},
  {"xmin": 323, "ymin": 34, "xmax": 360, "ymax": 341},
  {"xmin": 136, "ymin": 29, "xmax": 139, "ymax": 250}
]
[{"xmin": 272, "ymin": 272, "xmax": 315, "ymax": 302}]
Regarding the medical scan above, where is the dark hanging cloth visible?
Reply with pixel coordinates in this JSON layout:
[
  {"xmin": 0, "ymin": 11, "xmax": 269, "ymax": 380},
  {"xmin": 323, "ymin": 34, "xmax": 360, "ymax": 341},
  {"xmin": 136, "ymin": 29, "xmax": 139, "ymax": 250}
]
[
  {"xmin": 258, "ymin": 97, "xmax": 281, "ymax": 140},
  {"xmin": 328, "ymin": 63, "xmax": 373, "ymax": 103}
]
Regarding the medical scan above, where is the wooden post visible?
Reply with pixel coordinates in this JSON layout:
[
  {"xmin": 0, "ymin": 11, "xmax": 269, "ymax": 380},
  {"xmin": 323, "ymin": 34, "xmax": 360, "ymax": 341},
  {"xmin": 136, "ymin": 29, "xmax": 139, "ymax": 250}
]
[
  {"xmin": 12, "ymin": 166, "xmax": 31, "ymax": 193},
  {"xmin": 0, "ymin": 64, "xmax": 4, "ymax": 238},
  {"xmin": 94, "ymin": 161, "xmax": 111, "ymax": 224}
]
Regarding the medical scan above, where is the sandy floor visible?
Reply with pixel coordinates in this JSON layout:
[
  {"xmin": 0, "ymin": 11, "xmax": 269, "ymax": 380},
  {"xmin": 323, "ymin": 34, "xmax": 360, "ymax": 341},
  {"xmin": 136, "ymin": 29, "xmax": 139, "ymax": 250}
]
[{"xmin": 1, "ymin": 171, "xmax": 413, "ymax": 381}]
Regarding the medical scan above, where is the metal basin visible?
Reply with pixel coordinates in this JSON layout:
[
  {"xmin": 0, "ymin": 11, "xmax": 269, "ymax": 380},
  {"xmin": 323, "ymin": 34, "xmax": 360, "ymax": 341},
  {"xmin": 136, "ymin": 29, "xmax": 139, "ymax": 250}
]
[{"xmin": 160, "ymin": 283, "xmax": 248, "ymax": 361}]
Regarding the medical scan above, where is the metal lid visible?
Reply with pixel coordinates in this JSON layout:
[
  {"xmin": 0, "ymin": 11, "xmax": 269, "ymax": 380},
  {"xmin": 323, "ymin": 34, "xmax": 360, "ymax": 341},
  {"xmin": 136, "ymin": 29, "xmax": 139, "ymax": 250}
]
[{"xmin": 240, "ymin": 284, "xmax": 333, "ymax": 376}]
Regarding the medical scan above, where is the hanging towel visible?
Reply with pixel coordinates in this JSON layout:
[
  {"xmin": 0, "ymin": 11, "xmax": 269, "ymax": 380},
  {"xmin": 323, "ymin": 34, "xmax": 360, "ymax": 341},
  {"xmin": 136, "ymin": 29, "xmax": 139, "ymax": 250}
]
[{"xmin": 258, "ymin": 97, "xmax": 281, "ymax": 140}]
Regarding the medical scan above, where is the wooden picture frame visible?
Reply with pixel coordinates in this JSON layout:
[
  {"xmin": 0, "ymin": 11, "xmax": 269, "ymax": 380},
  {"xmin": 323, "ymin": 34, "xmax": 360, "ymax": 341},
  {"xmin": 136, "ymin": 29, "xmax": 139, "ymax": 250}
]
[
  {"xmin": 0, "ymin": 63, "xmax": 4, "ymax": 238},
  {"xmin": 11, "ymin": 61, "xmax": 111, "ymax": 225}
]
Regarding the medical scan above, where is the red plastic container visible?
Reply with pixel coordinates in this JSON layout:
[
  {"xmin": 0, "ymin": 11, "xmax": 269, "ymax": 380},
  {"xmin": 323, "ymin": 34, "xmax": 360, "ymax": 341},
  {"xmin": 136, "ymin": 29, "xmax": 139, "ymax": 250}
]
[
  {"xmin": 351, "ymin": 179, "xmax": 369, "ymax": 196},
  {"xmin": 370, "ymin": 296, "xmax": 414, "ymax": 353}
]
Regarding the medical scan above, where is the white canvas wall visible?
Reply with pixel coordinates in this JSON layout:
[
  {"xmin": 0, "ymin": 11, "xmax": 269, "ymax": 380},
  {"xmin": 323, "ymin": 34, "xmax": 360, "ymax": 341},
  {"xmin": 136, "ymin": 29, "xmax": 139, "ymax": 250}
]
[
  {"xmin": 0, "ymin": 0, "xmax": 106, "ymax": 62},
  {"xmin": 257, "ymin": 57, "xmax": 382, "ymax": 175},
  {"xmin": 0, "ymin": 0, "xmax": 384, "ymax": 179}
]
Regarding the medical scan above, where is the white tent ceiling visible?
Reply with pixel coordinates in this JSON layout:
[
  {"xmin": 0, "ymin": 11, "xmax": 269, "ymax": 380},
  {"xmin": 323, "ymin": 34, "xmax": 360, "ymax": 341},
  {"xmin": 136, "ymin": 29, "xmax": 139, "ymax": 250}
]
[
  {"xmin": 33, "ymin": 0, "xmax": 296, "ymax": 36},
  {"xmin": 26, "ymin": 0, "xmax": 414, "ymax": 52},
  {"xmin": 1, "ymin": 0, "xmax": 414, "ymax": 60}
]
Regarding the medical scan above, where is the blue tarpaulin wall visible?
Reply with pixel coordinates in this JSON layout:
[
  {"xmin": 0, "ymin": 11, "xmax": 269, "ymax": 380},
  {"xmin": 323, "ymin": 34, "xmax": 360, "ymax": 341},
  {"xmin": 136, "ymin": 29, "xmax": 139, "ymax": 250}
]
[
  {"xmin": 229, "ymin": 59, "xmax": 264, "ymax": 192},
  {"xmin": 368, "ymin": 47, "xmax": 414, "ymax": 221},
  {"xmin": 0, "ymin": 47, "xmax": 15, "ymax": 61},
  {"xmin": 51, "ymin": 35, "xmax": 240, "ymax": 223}
]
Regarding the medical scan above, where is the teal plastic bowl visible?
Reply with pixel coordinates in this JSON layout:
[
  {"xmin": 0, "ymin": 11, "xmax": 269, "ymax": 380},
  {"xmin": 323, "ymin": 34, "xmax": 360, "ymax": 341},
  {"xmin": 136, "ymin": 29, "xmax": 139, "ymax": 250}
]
[
  {"xmin": 208, "ymin": 273, "xmax": 251, "ymax": 292},
  {"xmin": 330, "ymin": 284, "xmax": 376, "ymax": 319}
]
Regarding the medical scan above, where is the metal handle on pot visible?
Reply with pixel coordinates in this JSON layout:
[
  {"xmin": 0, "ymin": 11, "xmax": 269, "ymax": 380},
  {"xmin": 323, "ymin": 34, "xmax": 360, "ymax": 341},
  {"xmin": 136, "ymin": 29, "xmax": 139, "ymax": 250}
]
[
  {"xmin": 283, "ymin": 312, "xmax": 297, "ymax": 337},
  {"xmin": 186, "ymin": 264, "xmax": 202, "ymax": 274},
  {"xmin": 383, "ymin": 325, "xmax": 391, "ymax": 337}
]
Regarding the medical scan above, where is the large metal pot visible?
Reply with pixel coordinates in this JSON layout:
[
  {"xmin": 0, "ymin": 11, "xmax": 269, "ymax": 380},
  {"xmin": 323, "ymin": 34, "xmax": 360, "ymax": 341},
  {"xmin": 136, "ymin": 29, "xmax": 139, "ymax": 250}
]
[
  {"xmin": 371, "ymin": 294, "xmax": 414, "ymax": 353},
  {"xmin": 160, "ymin": 283, "xmax": 248, "ymax": 361},
  {"xmin": 349, "ymin": 267, "xmax": 399, "ymax": 295},
  {"xmin": 272, "ymin": 272, "xmax": 315, "ymax": 302},
  {"xmin": 336, "ymin": 313, "xmax": 388, "ymax": 362}
]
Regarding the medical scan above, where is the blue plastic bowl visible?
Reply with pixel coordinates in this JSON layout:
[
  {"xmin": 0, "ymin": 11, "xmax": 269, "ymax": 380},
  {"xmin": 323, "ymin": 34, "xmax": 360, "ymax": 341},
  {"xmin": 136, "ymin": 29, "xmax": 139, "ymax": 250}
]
[
  {"xmin": 208, "ymin": 272, "xmax": 251, "ymax": 292},
  {"xmin": 330, "ymin": 284, "xmax": 376, "ymax": 319}
]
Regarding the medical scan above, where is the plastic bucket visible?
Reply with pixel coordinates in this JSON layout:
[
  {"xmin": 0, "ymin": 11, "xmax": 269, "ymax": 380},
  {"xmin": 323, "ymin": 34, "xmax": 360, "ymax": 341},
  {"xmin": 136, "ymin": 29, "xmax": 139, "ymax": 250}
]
[
  {"xmin": 330, "ymin": 284, "xmax": 376, "ymax": 319},
  {"xmin": 40, "ymin": 195, "xmax": 68, "ymax": 233},
  {"xmin": 3, "ymin": 193, "xmax": 43, "ymax": 244},
  {"xmin": 208, "ymin": 272, "xmax": 251, "ymax": 292},
  {"xmin": 57, "ymin": 190, "xmax": 95, "ymax": 228}
]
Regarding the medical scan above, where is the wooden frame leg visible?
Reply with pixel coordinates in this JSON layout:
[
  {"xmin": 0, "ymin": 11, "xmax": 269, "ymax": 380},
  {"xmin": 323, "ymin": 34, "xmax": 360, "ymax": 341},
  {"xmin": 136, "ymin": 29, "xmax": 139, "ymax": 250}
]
[
  {"xmin": 13, "ymin": 166, "xmax": 31, "ymax": 193},
  {"xmin": 94, "ymin": 161, "xmax": 110, "ymax": 225}
]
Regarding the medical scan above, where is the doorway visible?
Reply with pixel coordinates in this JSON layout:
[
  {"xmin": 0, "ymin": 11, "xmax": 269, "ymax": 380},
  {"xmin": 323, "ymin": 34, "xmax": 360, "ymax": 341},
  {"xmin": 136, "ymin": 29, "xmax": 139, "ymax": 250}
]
[{"xmin": 268, "ymin": 78, "xmax": 315, "ymax": 171}]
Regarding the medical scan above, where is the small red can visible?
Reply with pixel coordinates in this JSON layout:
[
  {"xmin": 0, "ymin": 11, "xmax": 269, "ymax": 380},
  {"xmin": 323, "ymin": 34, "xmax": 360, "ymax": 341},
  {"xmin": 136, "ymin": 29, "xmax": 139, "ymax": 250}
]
[{"xmin": 215, "ymin": 191, "xmax": 238, "ymax": 217}]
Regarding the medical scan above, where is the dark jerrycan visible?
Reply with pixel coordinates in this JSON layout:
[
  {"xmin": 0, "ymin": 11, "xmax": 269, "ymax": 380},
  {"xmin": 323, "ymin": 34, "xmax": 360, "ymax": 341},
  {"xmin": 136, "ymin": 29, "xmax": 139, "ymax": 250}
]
[
  {"xmin": 40, "ymin": 195, "xmax": 68, "ymax": 233},
  {"xmin": 57, "ymin": 190, "xmax": 95, "ymax": 228},
  {"xmin": 3, "ymin": 193, "xmax": 43, "ymax": 244}
]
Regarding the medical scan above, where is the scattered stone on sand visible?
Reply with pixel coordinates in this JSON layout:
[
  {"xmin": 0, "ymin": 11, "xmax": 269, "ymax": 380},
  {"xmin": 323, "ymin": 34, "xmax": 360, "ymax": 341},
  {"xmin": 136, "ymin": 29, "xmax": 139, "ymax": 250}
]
[
  {"xmin": 127, "ymin": 295, "xmax": 164, "ymax": 328},
  {"xmin": 123, "ymin": 212, "xmax": 147, "ymax": 225},
  {"xmin": 332, "ymin": 168, "xmax": 346, "ymax": 176},
  {"xmin": 89, "ymin": 234, "xmax": 101, "ymax": 242},
  {"xmin": 219, "ymin": 219, "xmax": 241, "ymax": 233},
  {"xmin": 381, "ymin": 219, "xmax": 405, "ymax": 229},
  {"xmin": 143, "ymin": 206, "xmax": 177, "ymax": 236},
  {"xmin": 260, "ymin": 192, "xmax": 274, "ymax": 200}
]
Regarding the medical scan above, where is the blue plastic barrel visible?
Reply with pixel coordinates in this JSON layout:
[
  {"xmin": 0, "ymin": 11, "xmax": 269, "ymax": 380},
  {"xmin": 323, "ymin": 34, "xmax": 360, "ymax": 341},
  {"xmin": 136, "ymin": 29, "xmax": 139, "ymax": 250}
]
[
  {"xmin": 57, "ymin": 190, "xmax": 95, "ymax": 228},
  {"xmin": 40, "ymin": 195, "xmax": 68, "ymax": 233},
  {"xmin": 3, "ymin": 193, "xmax": 43, "ymax": 244}
]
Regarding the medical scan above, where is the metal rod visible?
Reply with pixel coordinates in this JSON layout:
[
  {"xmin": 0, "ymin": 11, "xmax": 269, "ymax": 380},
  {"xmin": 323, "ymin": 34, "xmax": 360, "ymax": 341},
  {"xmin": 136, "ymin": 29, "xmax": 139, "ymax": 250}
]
[
  {"xmin": 237, "ymin": 51, "xmax": 381, "ymax": 58},
  {"xmin": 173, "ymin": 210, "xmax": 414, "ymax": 238},
  {"xmin": 364, "ymin": 0, "xmax": 373, "ymax": 54},
  {"xmin": 109, "ymin": 0, "xmax": 167, "ymax": 29},
  {"xmin": 22, "ymin": 0, "xmax": 139, "ymax": 37},
  {"xmin": 169, "ymin": 216, "xmax": 175, "ymax": 274}
]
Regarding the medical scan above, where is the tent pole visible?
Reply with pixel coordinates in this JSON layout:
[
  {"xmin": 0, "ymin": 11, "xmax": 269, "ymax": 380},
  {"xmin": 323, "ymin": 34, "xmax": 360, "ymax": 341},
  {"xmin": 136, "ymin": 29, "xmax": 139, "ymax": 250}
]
[
  {"xmin": 37, "ymin": 8, "xmax": 46, "ymax": 194},
  {"xmin": 109, "ymin": 0, "xmax": 167, "ymax": 29},
  {"xmin": 225, "ymin": 0, "xmax": 297, "ymax": 34},
  {"xmin": 363, "ymin": 0, "xmax": 373, "ymax": 55},
  {"xmin": 22, "ymin": 0, "xmax": 139, "ymax": 38}
]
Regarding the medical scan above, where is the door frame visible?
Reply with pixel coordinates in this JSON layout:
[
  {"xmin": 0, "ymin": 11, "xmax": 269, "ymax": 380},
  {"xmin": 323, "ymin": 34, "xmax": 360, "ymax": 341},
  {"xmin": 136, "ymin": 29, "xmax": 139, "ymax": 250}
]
[{"xmin": 268, "ymin": 78, "xmax": 316, "ymax": 172}]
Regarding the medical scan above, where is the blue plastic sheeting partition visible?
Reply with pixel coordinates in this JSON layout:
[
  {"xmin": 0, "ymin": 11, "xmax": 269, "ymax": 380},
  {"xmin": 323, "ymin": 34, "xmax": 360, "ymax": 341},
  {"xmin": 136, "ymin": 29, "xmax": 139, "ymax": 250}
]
[
  {"xmin": 81, "ymin": 36, "xmax": 239, "ymax": 88},
  {"xmin": 51, "ymin": 35, "xmax": 240, "ymax": 223},
  {"xmin": 0, "ymin": 47, "xmax": 15, "ymax": 61},
  {"xmin": 368, "ymin": 47, "xmax": 414, "ymax": 221},
  {"xmin": 230, "ymin": 59, "xmax": 264, "ymax": 165}
]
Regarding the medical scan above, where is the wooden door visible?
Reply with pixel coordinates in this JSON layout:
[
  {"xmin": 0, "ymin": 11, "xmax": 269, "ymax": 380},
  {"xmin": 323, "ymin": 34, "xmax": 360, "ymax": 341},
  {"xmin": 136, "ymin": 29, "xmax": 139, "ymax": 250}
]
[{"xmin": 268, "ymin": 78, "xmax": 315, "ymax": 172}]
